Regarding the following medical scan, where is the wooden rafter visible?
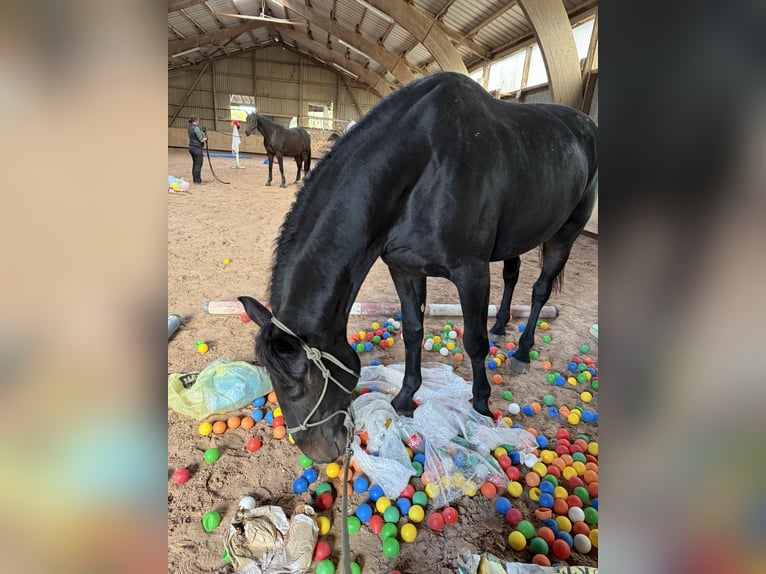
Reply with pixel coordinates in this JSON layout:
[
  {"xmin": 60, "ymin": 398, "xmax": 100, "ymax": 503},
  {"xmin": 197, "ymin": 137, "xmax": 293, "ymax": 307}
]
[{"xmin": 466, "ymin": 1, "xmax": 518, "ymax": 38}]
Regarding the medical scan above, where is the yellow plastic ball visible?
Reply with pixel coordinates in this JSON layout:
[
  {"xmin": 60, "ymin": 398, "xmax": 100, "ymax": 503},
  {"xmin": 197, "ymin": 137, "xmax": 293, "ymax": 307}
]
[
  {"xmin": 446, "ymin": 341, "xmax": 456, "ymax": 351},
  {"xmin": 408, "ymin": 504, "xmax": 425, "ymax": 523},
  {"xmin": 554, "ymin": 486, "xmax": 569, "ymax": 500},
  {"xmin": 572, "ymin": 461, "xmax": 587, "ymax": 476},
  {"xmin": 325, "ymin": 462, "xmax": 340, "ymax": 479},
  {"xmin": 507, "ymin": 481, "xmax": 523, "ymax": 497},
  {"xmin": 223, "ymin": 258, "xmax": 230, "ymax": 265},
  {"xmin": 405, "ymin": 447, "xmax": 413, "ymax": 459},
  {"xmin": 375, "ymin": 497, "xmax": 391, "ymax": 514},
  {"xmin": 317, "ymin": 515, "xmax": 331, "ymax": 536},
  {"xmin": 502, "ymin": 417, "xmax": 513, "ymax": 426},
  {"xmin": 273, "ymin": 407, "xmax": 283, "ymax": 418},
  {"xmin": 587, "ymin": 442, "xmax": 599, "ymax": 456},
  {"xmin": 562, "ymin": 467, "xmax": 577, "ymax": 481},
  {"xmin": 288, "ymin": 433, "xmax": 295, "ymax": 444},
  {"xmin": 532, "ymin": 462, "xmax": 547, "ymax": 477},
  {"xmin": 580, "ymin": 391, "xmax": 593, "ymax": 403},
  {"xmin": 463, "ymin": 481, "xmax": 478, "ymax": 497},
  {"xmin": 567, "ymin": 377, "xmax": 578, "ymax": 386},
  {"xmin": 584, "ymin": 371, "xmax": 592, "ymax": 381},
  {"xmin": 425, "ymin": 483, "xmax": 441, "ymax": 499},
  {"xmin": 432, "ymin": 336, "xmax": 442, "ymax": 344},
  {"xmin": 451, "ymin": 473, "xmax": 466, "ymax": 487},
  {"xmin": 358, "ymin": 331, "xmax": 366, "ymax": 340},
  {"xmin": 494, "ymin": 447, "xmax": 508, "ymax": 458},
  {"xmin": 508, "ymin": 530, "xmax": 527, "ymax": 550},
  {"xmin": 197, "ymin": 343, "xmax": 209, "ymax": 354},
  {"xmin": 589, "ymin": 528, "xmax": 599, "ymax": 548},
  {"xmin": 555, "ymin": 516, "xmax": 572, "ymax": 532},
  {"xmin": 540, "ymin": 450, "xmax": 555, "ymax": 464},
  {"xmin": 371, "ymin": 322, "xmax": 380, "ymax": 330},
  {"xmin": 400, "ymin": 523, "xmax": 418, "ymax": 542},
  {"xmin": 567, "ymin": 413, "xmax": 581, "ymax": 425},
  {"xmin": 540, "ymin": 322, "xmax": 549, "ymax": 330},
  {"xmin": 198, "ymin": 422, "xmax": 213, "ymax": 436},
  {"xmin": 528, "ymin": 487, "xmax": 541, "ymax": 502}
]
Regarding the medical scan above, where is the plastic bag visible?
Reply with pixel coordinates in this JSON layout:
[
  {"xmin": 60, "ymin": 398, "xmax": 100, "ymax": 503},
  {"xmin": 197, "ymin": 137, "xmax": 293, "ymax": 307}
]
[
  {"xmin": 458, "ymin": 552, "xmax": 598, "ymax": 574},
  {"xmin": 223, "ymin": 502, "xmax": 318, "ymax": 574},
  {"xmin": 168, "ymin": 358, "xmax": 272, "ymax": 420}
]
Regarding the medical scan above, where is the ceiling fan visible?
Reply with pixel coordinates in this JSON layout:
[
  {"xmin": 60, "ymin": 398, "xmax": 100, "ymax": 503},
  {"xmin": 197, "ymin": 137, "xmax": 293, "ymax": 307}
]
[{"xmin": 215, "ymin": 0, "xmax": 308, "ymax": 27}]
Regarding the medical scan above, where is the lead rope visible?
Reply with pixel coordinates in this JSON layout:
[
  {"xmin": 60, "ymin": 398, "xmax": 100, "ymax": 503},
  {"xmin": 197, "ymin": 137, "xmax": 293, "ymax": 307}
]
[{"xmin": 269, "ymin": 317, "xmax": 358, "ymax": 574}]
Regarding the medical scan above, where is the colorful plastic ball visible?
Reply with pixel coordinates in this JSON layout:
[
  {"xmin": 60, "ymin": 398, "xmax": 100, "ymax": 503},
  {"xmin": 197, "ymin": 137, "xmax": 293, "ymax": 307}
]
[
  {"xmin": 316, "ymin": 559, "xmax": 335, "ymax": 574},
  {"xmin": 325, "ymin": 462, "xmax": 340, "ymax": 479},
  {"xmin": 412, "ymin": 491, "xmax": 428, "ymax": 507},
  {"xmin": 316, "ymin": 492, "xmax": 333, "ymax": 511},
  {"xmin": 315, "ymin": 482, "xmax": 332, "ymax": 496},
  {"xmin": 383, "ymin": 506, "xmax": 400, "ymax": 523},
  {"xmin": 537, "ymin": 435, "xmax": 549, "ymax": 449},
  {"xmin": 380, "ymin": 523, "xmax": 398, "ymax": 541},
  {"xmin": 197, "ymin": 343, "xmax": 209, "ymax": 354},
  {"xmin": 367, "ymin": 484, "xmax": 384, "ymax": 503},
  {"xmin": 353, "ymin": 477, "xmax": 369, "ymax": 493},
  {"xmin": 250, "ymin": 409, "xmax": 264, "ymax": 422},
  {"xmin": 552, "ymin": 538, "xmax": 571, "ymax": 560},
  {"xmin": 556, "ymin": 530, "xmax": 574, "ymax": 548},
  {"xmin": 302, "ymin": 468, "xmax": 318, "ymax": 483},
  {"xmin": 530, "ymin": 350, "xmax": 540, "ymax": 360},
  {"xmin": 548, "ymin": 407, "xmax": 559, "ymax": 418},
  {"xmin": 292, "ymin": 477, "xmax": 309, "ymax": 494},
  {"xmin": 435, "ymin": 507, "xmax": 455, "ymax": 526},
  {"xmin": 316, "ymin": 515, "xmax": 331, "ymax": 535},
  {"xmin": 346, "ymin": 516, "xmax": 361, "ymax": 535},
  {"xmin": 355, "ymin": 343, "xmax": 365, "ymax": 353},
  {"xmin": 574, "ymin": 533, "xmax": 592, "ymax": 553},
  {"xmin": 589, "ymin": 528, "xmax": 599, "ymax": 548},
  {"xmin": 382, "ymin": 537, "xmax": 400, "ymax": 558},
  {"xmin": 245, "ymin": 437, "xmax": 262, "ymax": 453},
  {"xmin": 495, "ymin": 497, "xmax": 512, "ymax": 515},
  {"xmin": 172, "ymin": 468, "xmax": 191, "ymax": 485},
  {"xmin": 393, "ymin": 522, "xmax": 415, "ymax": 543},
  {"xmin": 203, "ymin": 448, "xmax": 221, "ymax": 464},
  {"xmin": 543, "ymin": 335, "xmax": 552, "ymax": 344},
  {"xmin": 508, "ymin": 530, "xmax": 526, "ymax": 550},
  {"xmin": 297, "ymin": 454, "xmax": 313, "ymax": 468},
  {"xmin": 580, "ymin": 344, "xmax": 590, "ymax": 354},
  {"xmin": 352, "ymin": 503, "xmax": 372, "ymax": 523},
  {"xmin": 555, "ymin": 376, "xmax": 566, "ymax": 387},
  {"xmin": 212, "ymin": 420, "xmax": 227, "ymax": 435},
  {"xmin": 264, "ymin": 411, "xmax": 274, "ymax": 425},
  {"xmin": 428, "ymin": 512, "xmax": 445, "ymax": 532},
  {"xmin": 202, "ymin": 511, "xmax": 221, "ymax": 532},
  {"xmin": 529, "ymin": 537, "xmax": 549, "ymax": 556},
  {"xmin": 517, "ymin": 520, "xmax": 535, "ymax": 540},
  {"xmin": 584, "ymin": 507, "xmax": 598, "ymax": 525},
  {"xmin": 518, "ymin": 324, "xmax": 526, "ymax": 332},
  {"xmin": 539, "ymin": 493, "xmax": 555, "ymax": 509},
  {"xmin": 198, "ymin": 422, "xmax": 213, "ymax": 436},
  {"xmin": 568, "ymin": 506, "xmax": 585, "ymax": 523},
  {"xmin": 376, "ymin": 496, "xmax": 392, "ymax": 514},
  {"xmin": 522, "ymin": 405, "xmax": 534, "ymax": 416},
  {"xmin": 368, "ymin": 515, "xmax": 384, "ymax": 534},
  {"xmin": 396, "ymin": 497, "xmax": 411, "ymax": 515},
  {"xmin": 313, "ymin": 540, "xmax": 331, "ymax": 561},
  {"xmin": 424, "ymin": 482, "xmax": 440, "ymax": 499},
  {"xmin": 592, "ymin": 497, "xmax": 598, "ymax": 511},
  {"xmin": 408, "ymin": 504, "xmax": 425, "ymax": 523}
]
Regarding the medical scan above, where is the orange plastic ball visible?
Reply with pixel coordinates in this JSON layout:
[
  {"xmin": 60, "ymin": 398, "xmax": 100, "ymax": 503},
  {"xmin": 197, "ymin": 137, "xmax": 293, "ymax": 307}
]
[
  {"xmin": 227, "ymin": 416, "xmax": 241, "ymax": 429},
  {"xmin": 240, "ymin": 416, "xmax": 255, "ymax": 430},
  {"xmin": 454, "ymin": 353, "xmax": 464, "ymax": 361},
  {"xmin": 212, "ymin": 421, "xmax": 227, "ymax": 435},
  {"xmin": 267, "ymin": 391, "xmax": 278, "ymax": 404},
  {"xmin": 273, "ymin": 425, "xmax": 286, "ymax": 439},
  {"xmin": 492, "ymin": 374, "xmax": 503, "ymax": 385},
  {"xmin": 480, "ymin": 482, "xmax": 497, "ymax": 498},
  {"xmin": 532, "ymin": 555, "xmax": 551, "ymax": 566},
  {"xmin": 525, "ymin": 472, "xmax": 541, "ymax": 487},
  {"xmin": 541, "ymin": 361, "xmax": 552, "ymax": 370}
]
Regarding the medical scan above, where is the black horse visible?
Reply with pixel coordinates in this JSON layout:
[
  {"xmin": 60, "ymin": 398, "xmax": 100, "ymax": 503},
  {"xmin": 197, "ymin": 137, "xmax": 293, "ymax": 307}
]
[
  {"xmin": 244, "ymin": 111, "xmax": 311, "ymax": 188},
  {"xmin": 239, "ymin": 72, "xmax": 597, "ymax": 462}
]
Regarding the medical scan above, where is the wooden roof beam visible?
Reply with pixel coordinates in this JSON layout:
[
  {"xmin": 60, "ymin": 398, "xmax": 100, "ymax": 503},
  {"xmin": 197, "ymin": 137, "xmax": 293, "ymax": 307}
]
[
  {"xmin": 168, "ymin": 20, "xmax": 268, "ymax": 56},
  {"xmin": 466, "ymin": 1, "xmax": 518, "ymax": 38}
]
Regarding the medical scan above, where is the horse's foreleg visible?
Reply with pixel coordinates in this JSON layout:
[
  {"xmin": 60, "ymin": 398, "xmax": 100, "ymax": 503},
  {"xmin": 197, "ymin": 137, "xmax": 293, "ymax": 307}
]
[
  {"xmin": 266, "ymin": 154, "xmax": 274, "ymax": 186},
  {"xmin": 489, "ymin": 256, "xmax": 521, "ymax": 342},
  {"xmin": 454, "ymin": 267, "xmax": 493, "ymax": 418},
  {"xmin": 277, "ymin": 153, "xmax": 286, "ymax": 188},
  {"xmin": 294, "ymin": 156, "xmax": 302, "ymax": 182},
  {"xmin": 388, "ymin": 269, "xmax": 426, "ymax": 417}
]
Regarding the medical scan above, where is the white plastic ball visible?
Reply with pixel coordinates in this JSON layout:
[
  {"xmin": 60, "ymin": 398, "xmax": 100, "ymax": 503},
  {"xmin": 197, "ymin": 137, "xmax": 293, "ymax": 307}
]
[
  {"xmin": 448, "ymin": 330, "xmax": 458, "ymax": 339},
  {"xmin": 508, "ymin": 403, "xmax": 521, "ymax": 415},
  {"xmin": 439, "ymin": 347, "xmax": 449, "ymax": 356},
  {"xmin": 574, "ymin": 533, "xmax": 592, "ymax": 553},
  {"xmin": 568, "ymin": 506, "xmax": 585, "ymax": 523},
  {"xmin": 393, "ymin": 321, "xmax": 401, "ymax": 330},
  {"xmin": 424, "ymin": 340, "xmax": 434, "ymax": 351},
  {"xmin": 238, "ymin": 496, "xmax": 257, "ymax": 510}
]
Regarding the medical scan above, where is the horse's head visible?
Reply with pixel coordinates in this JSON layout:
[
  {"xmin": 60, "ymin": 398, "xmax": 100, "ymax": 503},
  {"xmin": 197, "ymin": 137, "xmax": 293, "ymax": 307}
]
[
  {"xmin": 244, "ymin": 111, "xmax": 259, "ymax": 136},
  {"xmin": 238, "ymin": 296, "xmax": 360, "ymax": 463}
]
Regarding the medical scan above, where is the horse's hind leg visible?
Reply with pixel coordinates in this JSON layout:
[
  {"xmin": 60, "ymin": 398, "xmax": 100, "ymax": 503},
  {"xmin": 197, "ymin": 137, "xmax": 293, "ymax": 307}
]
[
  {"xmin": 277, "ymin": 153, "xmax": 287, "ymax": 188},
  {"xmin": 294, "ymin": 156, "xmax": 302, "ymax": 182},
  {"xmin": 489, "ymin": 256, "xmax": 521, "ymax": 343},
  {"xmin": 388, "ymin": 268, "xmax": 426, "ymax": 417},
  {"xmin": 453, "ymin": 265, "xmax": 493, "ymax": 418},
  {"xmin": 508, "ymin": 185, "xmax": 597, "ymax": 375},
  {"xmin": 265, "ymin": 153, "xmax": 274, "ymax": 186}
]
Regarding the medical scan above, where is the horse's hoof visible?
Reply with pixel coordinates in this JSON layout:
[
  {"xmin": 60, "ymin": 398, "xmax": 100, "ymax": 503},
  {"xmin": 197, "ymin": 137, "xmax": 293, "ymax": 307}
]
[
  {"xmin": 391, "ymin": 395, "xmax": 414, "ymax": 417},
  {"xmin": 488, "ymin": 329, "xmax": 505, "ymax": 345},
  {"xmin": 265, "ymin": 182, "xmax": 272, "ymax": 187},
  {"xmin": 473, "ymin": 402, "xmax": 492, "ymax": 418},
  {"xmin": 507, "ymin": 357, "xmax": 529, "ymax": 375},
  {"xmin": 279, "ymin": 183, "xmax": 287, "ymax": 188}
]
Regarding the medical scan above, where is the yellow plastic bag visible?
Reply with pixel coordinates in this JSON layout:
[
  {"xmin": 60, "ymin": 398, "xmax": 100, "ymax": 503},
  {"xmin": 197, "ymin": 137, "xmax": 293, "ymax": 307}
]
[{"xmin": 168, "ymin": 358, "xmax": 272, "ymax": 419}]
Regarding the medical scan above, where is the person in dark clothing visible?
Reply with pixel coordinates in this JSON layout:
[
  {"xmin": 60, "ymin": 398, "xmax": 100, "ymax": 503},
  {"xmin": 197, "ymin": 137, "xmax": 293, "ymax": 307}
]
[{"xmin": 187, "ymin": 115, "xmax": 207, "ymax": 184}]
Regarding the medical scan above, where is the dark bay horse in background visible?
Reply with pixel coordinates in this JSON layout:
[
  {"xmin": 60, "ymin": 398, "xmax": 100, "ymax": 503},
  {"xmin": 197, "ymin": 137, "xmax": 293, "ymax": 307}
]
[
  {"xmin": 239, "ymin": 72, "xmax": 597, "ymax": 462},
  {"xmin": 244, "ymin": 111, "xmax": 311, "ymax": 188}
]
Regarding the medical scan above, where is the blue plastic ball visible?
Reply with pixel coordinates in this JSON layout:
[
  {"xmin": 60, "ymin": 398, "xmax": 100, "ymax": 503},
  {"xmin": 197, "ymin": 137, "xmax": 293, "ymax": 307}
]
[
  {"xmin": 581, "ymin": 411, "xmax": 594, "ymax": 423},
  {"xmin": 587, "ymin": 368, "xmax": 597, "ymax": 376},
  {"xmin": 413, "ymin": 453, "xmax": 426, "ymax": 465},
  {"xmin": 292, "ymin": 477, "xmax": 309, "ymax": 494},
  {"xmin": 355, "ymin": 503, "xmax": 373, "ymax": 523},
  {"xmin": 368, "ymin": 485, "xmax": 385, "ymax": 503},
  {"xmin": 518, "ymin": 324, "xmax": 526, "ymax": 332},
  {"xmin": 364, "ymin": 342, "xmax": 373, "ymax": 352},
  {"xmin": 555, "ymin": 376, "xmax": 566, "ymax": 387},
  {"xmin": 487, "ymin": 360, "xmax": 498, "ymax": 370},
  {"xmin": 536, "ymin": 436, "xmax": 549, "ymax": 449},
  {"xmin": 251, "ymin": 409, "xmax": 264, "ymax": 422},
  {"xmin": 592, "ymin": 497, "xmax": 598, "ymax": 510},
  {"xmin": 264, "ymin": 412, "xmax": 274, "ymax": 425},
  {"xmin": 568, "ymin": 362, "xmax": 578, "ymax": 372},
  {"xmin": 452, "ymin": 453, "xmax": 467, "ymax": 467},
  {"xmin": 370, "ymin": 360, "xmax": 380, "ymax": 366},
  {"xmin": 508, "ymin": 350, "xmax": 516, "ymax": 357},
  {"xmin": 353, "ymin": 477, "xmax": 369, "ymax": 494},
  {"xmin": 511, "ymin": 423, "xmax": 522, "ymax": 430},
  {"xmin": 539, "ymin": 493, "xmax": 555, "ymax": 508},
  {"xmin": 253, "ymin": 397, "xmax": 266, "ymax": 407},
  {"xmin": 543, "ymin": 518, "xmax": 559, "ymax": 533},
  {"xmin": 495, "ymin": 497, "xmax": 512, "ymax": 515},
  {"xmin": 548, "ymin": 407, "xmax": 559, "ymax": 418},
  {"xmin": 593, "ymin": 413, "xmax": 599, "ymax": 425},
  {"xmin": 382, "ymin": 332, "xmax": 391, "ymax": 339},
  {"xmin": 540, "ymin": 481, "xmax": 555, "ymax": 494},
  {"xmin": 556, "ymin": 531, "xmax": 574, "ymax": 547},
  {"xmin": 522, "ymin": 405, "xmax": 534, "ymax": 416},
  {"xmin": 397, "ymin": 313, "xmax": 402, "ymax": 321},
  {"xmin": 303, "ymin": 468, "xmax": 318, "ymax": 483},
  {"xmin": 396, "ymin": 497, "xmax": 412, "ymax": 515},
  {"xmin": 510, "ymin": 451, "xmax": 521, "ymax": 465}
]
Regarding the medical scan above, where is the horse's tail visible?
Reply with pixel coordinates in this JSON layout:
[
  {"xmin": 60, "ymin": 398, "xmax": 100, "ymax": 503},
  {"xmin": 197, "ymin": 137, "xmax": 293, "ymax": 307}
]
[
  {"xmin": 304, "ymin": 133, "xmax": 312, "ymax": 173},
  {"xmin": 537, "ymin": 244, "xmax": 565, "ymax": 295}
]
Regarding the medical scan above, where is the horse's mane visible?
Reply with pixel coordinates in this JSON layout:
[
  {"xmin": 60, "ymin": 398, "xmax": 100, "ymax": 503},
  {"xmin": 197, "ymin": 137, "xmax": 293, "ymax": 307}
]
[{"xmin": 267, "ymin": 73, "xmax": 460, "ymax": 305}]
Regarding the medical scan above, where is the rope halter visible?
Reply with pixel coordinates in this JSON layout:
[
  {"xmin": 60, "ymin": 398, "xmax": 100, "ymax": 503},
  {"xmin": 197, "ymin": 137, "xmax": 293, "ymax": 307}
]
[{"xmin": 269, "ymin": 317, "xmax": 358, "ymax": 437}]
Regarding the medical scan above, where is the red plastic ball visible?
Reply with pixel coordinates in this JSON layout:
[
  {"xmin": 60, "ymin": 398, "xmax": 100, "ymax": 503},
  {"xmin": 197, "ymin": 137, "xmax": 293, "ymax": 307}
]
[
  {"xmin": 556, "ymin": 429, "xmax": 570, "ymax": 440},
  {"xmin": 552, "ymin": 539, "xmax": 571, "ymax": 560},
  {"xmin": 566, "ymin": 495, "xmax": 583, "ymax": 508},
  {"xmin": 316, "ymin": 492, "xmax": 334, "ymax": 511},
  {"xmin": 272, "ymin": 416, "xmax": 285, "ymax": 427},
  {"xmin": 556, "ymin": 445, "xmax": 569, "ymax": 456},
  {"xmin": 369, "ymin": 515, "xmax": 384, "ymax": 534},
  {"xmin": 442, "ymin": 507, "xmax": 459, "ymax": 525},
  {"xmin": 585, "ymin": 454, "xmax": 599, "ymax": 464},
  {"xmin": 536, "ymin": 526, "xmax": 555, "ymax": 546},
  {"xmin": 246, "ymin": 437, "xmax": 262, "ymax": 453},
  {"xmin": 428, "ymin": 512, "xmax": 445, "ymax": 531},
  {"xmin": 240, "ymin": 314, "xmax": 250, "ymax": 323},
  {"xmin": 400, "ymin": 484, "xmax": 415, "ymax": 500},
  {"xmin": 588, "ymin": 482, "xmax": 599, "ymax": 498},
  {"xmin": 313, "ymin": 540, "xmax": 331, "ymax": 561},
  {"xmin": 568, "ymin": 477, "xmax": 585, "ymax": 489},
  {"xmin": 497, "ymin": 455, "xmax": 512, "ymax": 469},
  {"xmin": 504, "ymin": 466, "xmax": 520, "ymax": 481},
  {"xmin": 492, "ymin": 410, "xmax": 503, "ymax": 422},
  {"xmin": 504, "ymin": 508, "xmax": 523, "ymax": 527},
  {"xmin": 546, "ymin": 465, "xmax": 561, "ymax": 478},
  {"xmin": 172, "ymin": 468, "xmax": 191, "ymax": 485}
]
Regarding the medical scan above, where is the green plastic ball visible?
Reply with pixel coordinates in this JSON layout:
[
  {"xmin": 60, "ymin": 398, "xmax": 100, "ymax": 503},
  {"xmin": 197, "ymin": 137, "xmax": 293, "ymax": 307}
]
[
  {"xmin": 355, "ymin": 343, "xmax": 365, "ymax": 353},
  {"xmin": 383, "ymin": 506, "xmax": 400, "ymax": 523},
  {"xmin": 222, "ymin": 551, "xmax": 232, "ymax": 564},
  {"xmin": 452, "ymin": 347, "xmax": 462, "ymax": 355},
  {"xmin": 543, "ymin": 335, "xmax": 552, "ymax": 344},
  {"xmin": 350, "ymin": 562, "xmax": 361, "ymax": 574},
  {"xmin": 576, "ymin": 434, "xmax": 590, "ymax": 443},
  {"xmin": 546, "ymin": 373, "xmax": 556, "ymax": 384},
  {"xmin": 380, "ymin": 523, "xmax": 398, "ymax": 541},
  {"xmin": 573, "ymin": 486, "xmax": 590, "ymax": 504},
  {"xmin": 315, "ymin": 482, "xmax": 333, "ymax": 496},
  {"xmin": 411, "ymin": 461, "xmax": 423, "ymax": 477},
  {"xmin": 517, "ymin": 520, "xmax": 535, "ymax": 539},
  {"xmin": 433, "ymin": 343, "xmax": 442, "ymax": 352},
  {"xmin": 202, "ymin": 511, "xmax": 221, "ymax": 532},
  {"xmin": 347, "ymin": 516, "xmax": 361, "ymax": 535},
  {"xmin": 578, "ymin": 363, "xmax": 588, "ymax": 372},
  {"xmin": 299, "ymin": 454, "xmax": 313, "ymax": 468},
  {"xmin": 502, "ymin": 390, "xmax": 513, "ymax": 401},
  {"xmin": 204, "ymin": 448, "xmax": 221, "ymax": 464},
  {"xmin": 382, "ymin": 536, "xmax": 400, "ymax": 558},
  {"xmin": 584, "ymin": 506, "xmax": 598, "ymax": 525},
  {"xmin": 412, "ymin": 491, "xmax": 428, "ymax": 507},
  {"xmin": 591, "ymin": 380, "xmax": 599, "ymax": 390},
  {"xmin": 572, "ymin": 452, "xmax": 587, "ymax": 464},
  {"xmin": 316, "ymin": 559, "xmax": 335, "ymax": 574},
  {"xmin": 542, "ymin": 474, "xmax": 558, "ymax": 487},
  {"xmin": 447, "ymin": 320, "xmax": 455, "ymax": 327},
  {"xmin": 530, "ymin": 350, "xmax": 540, "ymax": 360},
  {"xmin": 502, "ymin": 444, "xmax": 515, "ymax": 453},
  {"xmin": 372, "ymin": 335, "xmax": 381, "ymax": 345},
  {"xmin": 580, "ymin": 344, "xmax": 590, "ymax": 354},
  {"xmin": 543, "ymin": 394, "xmax": 555, "ymax": 406},
  {"xmin": 577, "ymin": 373, "xmax": 588, "ymax": 383},
  {"xmin": 529, "ymin": 537, "xmax": 549, "ymax": 555}
]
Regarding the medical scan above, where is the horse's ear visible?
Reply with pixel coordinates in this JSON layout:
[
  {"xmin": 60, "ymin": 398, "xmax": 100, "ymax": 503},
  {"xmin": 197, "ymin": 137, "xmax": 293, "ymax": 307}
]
[{"xmin": 238, "ymin": 296, "xmax": 272, "ymax": 327}]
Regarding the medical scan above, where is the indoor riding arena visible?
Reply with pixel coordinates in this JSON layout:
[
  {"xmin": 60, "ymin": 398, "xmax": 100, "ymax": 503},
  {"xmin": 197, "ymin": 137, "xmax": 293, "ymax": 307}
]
[{"xmin": 168, "ymin": 1, "xmax": 599, "ymax": 573}]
